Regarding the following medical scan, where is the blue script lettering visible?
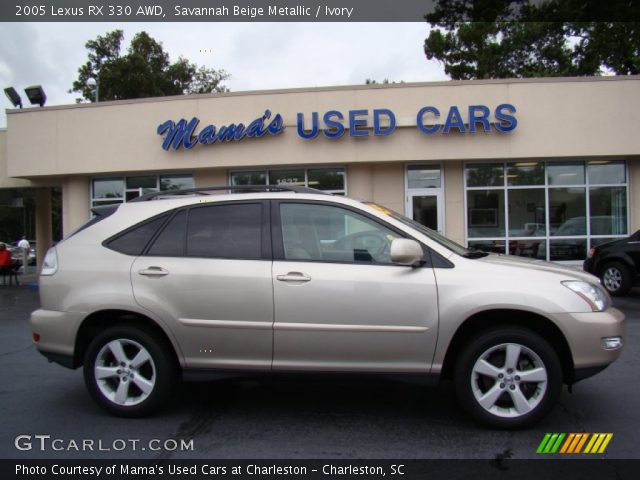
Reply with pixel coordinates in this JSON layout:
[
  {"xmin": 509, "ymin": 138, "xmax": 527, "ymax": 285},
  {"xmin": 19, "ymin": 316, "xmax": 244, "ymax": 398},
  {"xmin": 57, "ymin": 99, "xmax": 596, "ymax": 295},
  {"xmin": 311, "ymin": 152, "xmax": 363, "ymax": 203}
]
[{"xmin": 157, "ymin": 110, "xmax": 285, "ymax": 151}]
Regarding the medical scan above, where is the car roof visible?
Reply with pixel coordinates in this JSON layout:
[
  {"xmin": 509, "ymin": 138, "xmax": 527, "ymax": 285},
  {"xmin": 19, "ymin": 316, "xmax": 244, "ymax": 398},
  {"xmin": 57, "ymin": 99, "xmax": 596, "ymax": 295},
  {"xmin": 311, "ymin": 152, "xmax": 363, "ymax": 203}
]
[
  {"xmin": 72, "ymin": 191, "xmax": 365, "ymax": 243},
  {"xmin": 64, "ymin": 190, "xmax": 460, "ymax": 262}
]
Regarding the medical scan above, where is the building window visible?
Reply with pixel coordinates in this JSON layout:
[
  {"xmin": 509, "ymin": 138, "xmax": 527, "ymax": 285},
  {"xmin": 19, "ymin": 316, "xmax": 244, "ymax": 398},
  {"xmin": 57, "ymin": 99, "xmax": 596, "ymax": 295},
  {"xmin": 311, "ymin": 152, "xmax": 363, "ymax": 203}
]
[
  {"xmin": 91, "ymin": 174, "xmax": 194, "ymax": 207},
  {"xmin": 465, "ymin": 160, "xmax": 628, "ymax": 262},
  {"xmin": 229, "ymin": 167, "xmax": 346, "ymax": 195},
  {"xmin": 407, "ymin": 165, "xmax": 441, "ymax": 189}
]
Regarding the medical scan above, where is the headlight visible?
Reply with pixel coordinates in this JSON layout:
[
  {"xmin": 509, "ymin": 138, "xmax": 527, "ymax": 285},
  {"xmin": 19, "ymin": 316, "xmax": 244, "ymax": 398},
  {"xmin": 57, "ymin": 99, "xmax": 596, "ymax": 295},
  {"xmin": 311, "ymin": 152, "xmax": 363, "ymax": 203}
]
[{"xmin": 562, "ymin": 280, "xmax": 609, "ymax": 312}]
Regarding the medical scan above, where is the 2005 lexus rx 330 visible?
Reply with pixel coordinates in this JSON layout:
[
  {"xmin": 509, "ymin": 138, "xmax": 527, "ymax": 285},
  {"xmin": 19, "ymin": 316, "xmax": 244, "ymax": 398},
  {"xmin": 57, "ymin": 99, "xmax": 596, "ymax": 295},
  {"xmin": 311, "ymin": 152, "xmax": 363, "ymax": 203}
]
[{"xmin": 31, "ymin": 186, "xmax": 624, "ymax": 428}]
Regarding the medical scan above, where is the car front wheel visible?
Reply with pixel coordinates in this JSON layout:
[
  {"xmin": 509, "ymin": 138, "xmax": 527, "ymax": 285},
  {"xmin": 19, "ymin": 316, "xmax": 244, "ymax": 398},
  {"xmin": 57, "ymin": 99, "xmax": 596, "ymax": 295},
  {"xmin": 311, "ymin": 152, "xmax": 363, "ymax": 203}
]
[
  {"xmin": 454, "ymin": 327, "xmax": 562, "ymax": 429},
  {"xmin": 83, "ymin": 325, "xmax": 177, "ymax": 417},
  {"xmin": 600, "ymin": 261, "xmax": 632, "ymax": 296}
]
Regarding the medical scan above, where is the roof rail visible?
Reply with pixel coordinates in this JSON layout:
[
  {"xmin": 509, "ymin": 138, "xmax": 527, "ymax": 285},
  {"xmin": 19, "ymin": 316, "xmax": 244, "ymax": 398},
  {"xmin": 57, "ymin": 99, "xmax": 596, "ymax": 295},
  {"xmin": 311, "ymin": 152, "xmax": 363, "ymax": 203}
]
[{"xmin": 129, "ymin": 185, "xmax": 329, "ymax": 202}]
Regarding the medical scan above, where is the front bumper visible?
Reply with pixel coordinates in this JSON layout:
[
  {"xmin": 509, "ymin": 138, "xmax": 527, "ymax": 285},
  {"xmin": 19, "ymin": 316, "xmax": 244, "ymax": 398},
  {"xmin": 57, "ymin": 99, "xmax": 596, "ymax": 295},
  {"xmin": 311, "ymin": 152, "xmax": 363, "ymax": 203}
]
[
  {"xmin": 583, "ymin": 257, "xmax": 596, "ymax": 275},
  {"xmin": 553, "ymin": 307, "xmax": 625, "ymax": 380}
]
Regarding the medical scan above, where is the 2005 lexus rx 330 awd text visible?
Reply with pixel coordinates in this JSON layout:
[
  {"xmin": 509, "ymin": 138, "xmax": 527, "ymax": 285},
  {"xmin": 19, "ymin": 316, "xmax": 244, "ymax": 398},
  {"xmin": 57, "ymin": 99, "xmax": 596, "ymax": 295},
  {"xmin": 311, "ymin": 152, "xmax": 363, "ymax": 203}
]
[{"xmin": 30, "ymin": 186, "xmax": 625, "ymax": 428}]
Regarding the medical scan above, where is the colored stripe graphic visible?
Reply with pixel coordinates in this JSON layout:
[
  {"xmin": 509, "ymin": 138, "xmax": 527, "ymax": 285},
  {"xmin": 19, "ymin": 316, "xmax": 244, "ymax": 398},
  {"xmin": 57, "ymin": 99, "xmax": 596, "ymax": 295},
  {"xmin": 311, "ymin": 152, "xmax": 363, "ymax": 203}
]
[
  {"xmin": 597, "ymin": 434, "xmax": 614, "ymax": 453},
  {"xmin": 560, "ymin": 433, "xmax": 587, "ymax": 453},
  {"xmin": 550, "ymin": 433, "xmax": 565, "ymax": 453},
  {"xmin": 536, "ymin": 433, "xmax": 552, "ymax": 454},
  {"xmin": 584, "ymin": 433, "xmax": 614, "ymax": 454},
  {"xmin": 537, "ymin": 433, "xmax": 613, "ymax": 454},
  {"xmin": 559, "ymin": 433, "xmax": 575, "ymax": 453},
  {"xmin": 537, "ymin": 433, "xmax": 565, "ymax": 454},
  {"xmin": 584, "ymin": 434, "xmax": 599, "ymax": 453},
  {"xmin": 575, "ymin": 433, "xmax": 589, "ymax": 453}
]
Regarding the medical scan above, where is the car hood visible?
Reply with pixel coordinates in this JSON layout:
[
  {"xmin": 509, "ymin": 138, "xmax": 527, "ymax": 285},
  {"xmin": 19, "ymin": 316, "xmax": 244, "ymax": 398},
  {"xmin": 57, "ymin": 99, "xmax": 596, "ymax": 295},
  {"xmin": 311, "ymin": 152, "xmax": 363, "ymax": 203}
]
[
  {"xmin": 598, "ymin": 236, "xmax": 628, "ymax": 250},
  {"xmin": 475, "ymin": 253, "xmax": 599, "ymax": 283}
]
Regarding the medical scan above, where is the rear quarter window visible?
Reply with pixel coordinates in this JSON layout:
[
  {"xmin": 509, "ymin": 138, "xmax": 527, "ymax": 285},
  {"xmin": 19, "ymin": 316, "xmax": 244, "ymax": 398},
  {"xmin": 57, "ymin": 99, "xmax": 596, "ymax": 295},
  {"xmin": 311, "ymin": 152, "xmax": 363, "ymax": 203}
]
[{"xmin": 106, "ymin": 214, "xmax": 169, "ymax": 255}]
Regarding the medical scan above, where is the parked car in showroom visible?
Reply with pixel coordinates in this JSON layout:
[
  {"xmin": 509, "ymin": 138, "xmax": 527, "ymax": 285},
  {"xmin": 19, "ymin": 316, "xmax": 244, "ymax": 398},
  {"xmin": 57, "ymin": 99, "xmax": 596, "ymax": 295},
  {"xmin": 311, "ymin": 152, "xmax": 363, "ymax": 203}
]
[
  {"xmin": 584, "ymin": 230, "xmax": 640, "ymax": 296},
  {"xmin": 31, "ymin": 186, "xmax": 624, "ymax": 428}
]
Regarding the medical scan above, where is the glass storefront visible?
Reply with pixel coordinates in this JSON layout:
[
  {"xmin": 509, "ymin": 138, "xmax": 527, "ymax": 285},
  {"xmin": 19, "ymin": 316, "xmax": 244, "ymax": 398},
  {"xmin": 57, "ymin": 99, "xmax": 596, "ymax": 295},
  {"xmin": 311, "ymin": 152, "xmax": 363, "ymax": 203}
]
[
  {"xmin": 92, "ymin": 174, "xmax": 194, "ymax": 207},
  {"xmin": 465, "ymin": 160, "xmax": 628, "ymax": 262},
  {"xmin": 230, "ymin": 167, "xmax": 346, "ymax": 194}
]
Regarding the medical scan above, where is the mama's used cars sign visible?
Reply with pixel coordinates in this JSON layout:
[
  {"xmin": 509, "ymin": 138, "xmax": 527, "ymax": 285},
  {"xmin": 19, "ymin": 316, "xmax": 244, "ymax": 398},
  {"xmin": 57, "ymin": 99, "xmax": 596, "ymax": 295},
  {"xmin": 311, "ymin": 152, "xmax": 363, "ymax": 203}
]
[{"xmin": 157, "ymin": 104, "xmax": 517, "ymax": 151}]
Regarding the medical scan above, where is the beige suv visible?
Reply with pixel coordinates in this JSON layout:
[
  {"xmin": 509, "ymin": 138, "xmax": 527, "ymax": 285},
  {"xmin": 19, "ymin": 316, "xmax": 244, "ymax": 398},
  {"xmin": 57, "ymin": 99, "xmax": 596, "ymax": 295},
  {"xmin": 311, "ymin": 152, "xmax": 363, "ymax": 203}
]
[{"xmin": 31, "ymin": 186, "xmax": 624, "ymax": 428}]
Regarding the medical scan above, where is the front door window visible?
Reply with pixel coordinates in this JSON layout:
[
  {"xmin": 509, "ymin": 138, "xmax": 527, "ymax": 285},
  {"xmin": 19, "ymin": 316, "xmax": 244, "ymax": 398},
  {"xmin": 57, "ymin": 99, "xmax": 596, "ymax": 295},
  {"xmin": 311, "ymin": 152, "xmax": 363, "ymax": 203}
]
[{"xmin": 279, "ymin": 202, "xmax": 398, "ymax": 264}]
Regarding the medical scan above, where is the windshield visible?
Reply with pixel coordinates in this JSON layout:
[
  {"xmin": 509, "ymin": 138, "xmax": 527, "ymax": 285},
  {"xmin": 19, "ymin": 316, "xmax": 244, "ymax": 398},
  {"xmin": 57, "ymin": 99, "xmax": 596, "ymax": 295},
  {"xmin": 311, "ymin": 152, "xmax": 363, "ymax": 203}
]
[{"xmin": 365, "ymin": 202, "xmax": 483, "ymax": 258}]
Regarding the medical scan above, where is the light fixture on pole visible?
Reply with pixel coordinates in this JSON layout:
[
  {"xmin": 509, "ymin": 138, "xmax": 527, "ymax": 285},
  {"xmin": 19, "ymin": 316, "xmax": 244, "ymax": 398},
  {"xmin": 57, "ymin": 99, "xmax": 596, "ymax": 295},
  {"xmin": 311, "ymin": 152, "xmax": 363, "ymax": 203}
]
[
  {"xmin": 87, "ymin": 77, "xmax": 99, "ymax": 103},
  {"xmin": 24, "ymin": 85, "xmax": 47, "ymax": 107},
  {"xmin": 4, "ymin": 87, "xmax": 23, "ymax": 108}
]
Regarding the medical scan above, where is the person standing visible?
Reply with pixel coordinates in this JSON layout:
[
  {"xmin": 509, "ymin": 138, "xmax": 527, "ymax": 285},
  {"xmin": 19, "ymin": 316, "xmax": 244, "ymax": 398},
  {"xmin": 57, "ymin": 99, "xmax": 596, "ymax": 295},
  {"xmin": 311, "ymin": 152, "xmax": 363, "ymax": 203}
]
[
  {"xmin": 17, "ymin": 236, "xmax": 30, "ymax": 272},
  {"xmin": 0, "ymin": 243, "xmax": 14, "ymax": 284}
]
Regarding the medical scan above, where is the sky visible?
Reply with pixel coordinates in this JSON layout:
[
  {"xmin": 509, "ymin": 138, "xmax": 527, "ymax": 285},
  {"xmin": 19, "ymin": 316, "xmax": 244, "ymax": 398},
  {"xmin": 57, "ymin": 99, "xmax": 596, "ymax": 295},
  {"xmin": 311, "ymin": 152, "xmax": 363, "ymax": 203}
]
[{"xmin": 0, "ymin": 22, "xmax": 449, "ymax": 128}]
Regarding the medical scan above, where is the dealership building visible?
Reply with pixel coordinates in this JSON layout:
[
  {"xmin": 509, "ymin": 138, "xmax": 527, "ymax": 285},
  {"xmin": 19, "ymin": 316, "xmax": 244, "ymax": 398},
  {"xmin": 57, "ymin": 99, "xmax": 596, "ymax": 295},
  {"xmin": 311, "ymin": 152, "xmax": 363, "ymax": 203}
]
[{"xmin": 1, "ymin": 75, "xmax": 639, "ymax": 267}]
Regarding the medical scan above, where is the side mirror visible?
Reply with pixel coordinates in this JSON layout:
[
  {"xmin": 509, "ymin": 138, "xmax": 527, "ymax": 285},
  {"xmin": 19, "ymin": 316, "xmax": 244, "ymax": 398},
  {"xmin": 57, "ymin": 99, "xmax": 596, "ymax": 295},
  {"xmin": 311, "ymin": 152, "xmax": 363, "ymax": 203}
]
[{"xmin": 390, "ymin": 239, "xmax": 425, "ymax": 266}]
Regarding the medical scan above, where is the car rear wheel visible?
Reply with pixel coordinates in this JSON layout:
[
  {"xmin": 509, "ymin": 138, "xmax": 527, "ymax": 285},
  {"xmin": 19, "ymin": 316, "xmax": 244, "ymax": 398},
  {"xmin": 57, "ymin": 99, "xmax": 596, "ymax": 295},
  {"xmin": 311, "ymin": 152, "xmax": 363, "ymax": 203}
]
[
  {"xmin": 454, "ymin": 327, "xmax": 562, "ymax": 429},
  {"xmin": 600, "ymin": 261, "xmax": 632, "ymax": 296},
  {"xmin": 83, "ymin": 325, "xmax": 177, "ymax": 417}
]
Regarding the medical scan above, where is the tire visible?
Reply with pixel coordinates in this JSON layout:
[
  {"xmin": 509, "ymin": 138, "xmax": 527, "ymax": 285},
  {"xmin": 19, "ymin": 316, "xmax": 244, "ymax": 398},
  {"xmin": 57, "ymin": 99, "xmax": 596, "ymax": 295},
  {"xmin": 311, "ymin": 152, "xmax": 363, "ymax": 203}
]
[
  {"xmin": 600, "ymin": 261, "xmax": 632, "ymax": 296},
  {"xmin": 83, "ymin": 325, "xmax": 177, "ymax": 417},
  {"xmin": 453, "ymin": 327, "xmax": 562, "ymax": 429}
]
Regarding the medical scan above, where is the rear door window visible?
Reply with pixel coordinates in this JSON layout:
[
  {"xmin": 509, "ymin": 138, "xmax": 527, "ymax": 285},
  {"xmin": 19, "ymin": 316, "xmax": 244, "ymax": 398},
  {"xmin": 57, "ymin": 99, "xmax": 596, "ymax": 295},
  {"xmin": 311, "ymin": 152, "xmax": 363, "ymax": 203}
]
[{"xmin": 186, "ymin": 203, "xmax": 262, "ymax": 259}]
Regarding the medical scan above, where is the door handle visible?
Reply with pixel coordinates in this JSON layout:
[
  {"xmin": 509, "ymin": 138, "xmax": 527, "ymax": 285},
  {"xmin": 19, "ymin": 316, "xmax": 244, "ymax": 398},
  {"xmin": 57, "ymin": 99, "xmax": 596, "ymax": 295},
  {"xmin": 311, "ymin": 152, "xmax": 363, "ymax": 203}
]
[
  {"xmin": 276, "ymin": 272, "xmax": 312, "ymax": 283},
  {"xmin": 138, "ymin": 266, "xmax": 169, "ymax": 277}
]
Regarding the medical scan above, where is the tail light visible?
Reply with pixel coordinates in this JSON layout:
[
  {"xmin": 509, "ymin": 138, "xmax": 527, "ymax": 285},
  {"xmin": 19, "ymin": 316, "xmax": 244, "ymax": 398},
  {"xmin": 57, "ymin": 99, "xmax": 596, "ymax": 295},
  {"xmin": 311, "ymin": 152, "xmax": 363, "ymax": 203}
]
[{"xmin": 40, "ymin": 247, "xmax": 58, "ymax": 276}]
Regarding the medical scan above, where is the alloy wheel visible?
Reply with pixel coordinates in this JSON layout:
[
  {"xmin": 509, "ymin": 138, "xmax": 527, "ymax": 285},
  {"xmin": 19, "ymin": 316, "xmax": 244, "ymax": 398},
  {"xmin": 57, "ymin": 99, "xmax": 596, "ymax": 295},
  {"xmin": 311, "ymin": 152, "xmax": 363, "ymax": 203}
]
[
  {"xmin": 470, "ymin": 342, "xmax": 548, "ymax": 418},
  {"xmin": 94, "ymin": 338, "xmax": 157, "ymax": 407},
  {"xmin": 603, "ymin": 267, "xmax": 622, "ymax": 292}
]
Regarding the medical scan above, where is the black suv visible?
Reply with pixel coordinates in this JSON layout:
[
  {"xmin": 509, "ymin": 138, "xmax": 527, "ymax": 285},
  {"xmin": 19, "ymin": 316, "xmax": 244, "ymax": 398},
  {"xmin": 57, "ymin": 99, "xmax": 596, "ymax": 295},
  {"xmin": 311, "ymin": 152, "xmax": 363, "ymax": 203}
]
[{"xmin": 584, "ymin": 231, "xmax": 640, "ymax": 296}]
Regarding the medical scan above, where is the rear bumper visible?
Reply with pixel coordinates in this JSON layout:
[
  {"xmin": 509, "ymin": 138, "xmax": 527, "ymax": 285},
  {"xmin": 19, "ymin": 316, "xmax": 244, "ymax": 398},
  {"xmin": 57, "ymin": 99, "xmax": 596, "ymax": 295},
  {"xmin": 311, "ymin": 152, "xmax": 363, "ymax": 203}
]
[
  {"xmin": 30, "ymin": 309, "xmax": 83, "ymax": 368},
  {"xmin": 40, "ymin": 351, "xmax": 75, "ymax": 369}
]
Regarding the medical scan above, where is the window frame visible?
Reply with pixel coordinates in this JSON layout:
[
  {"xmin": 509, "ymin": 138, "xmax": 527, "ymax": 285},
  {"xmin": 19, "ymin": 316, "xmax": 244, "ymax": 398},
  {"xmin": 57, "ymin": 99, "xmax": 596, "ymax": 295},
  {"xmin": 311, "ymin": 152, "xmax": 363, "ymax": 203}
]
[
  {"xmin": 103, "ymin": 212, "xmax": 172, "ymax": 256},
  {"xmin": 229, "ymin": 166, "xmax": 347, "ymax": 195},
  {"xmin": 105, "ymin": 200, "xmax": 272, "ymax": 261},
  {"xmin": 270, "ymin": 199, "xmax": 437, "ymax": 268},
  {"xmin": 91, "ymin": 173, "xmax": 195, "ymax": 209},
  {"xmin": 464, "ymin": 159, "xmax": 630, "ymax": 263}
]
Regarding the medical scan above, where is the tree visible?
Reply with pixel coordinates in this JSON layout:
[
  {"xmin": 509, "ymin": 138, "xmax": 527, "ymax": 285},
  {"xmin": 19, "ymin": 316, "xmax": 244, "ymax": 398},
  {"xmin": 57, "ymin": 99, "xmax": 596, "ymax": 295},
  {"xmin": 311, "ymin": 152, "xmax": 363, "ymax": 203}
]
[
  {"xmin": 424, "ymin": 0, "xmax": 640, "ymax": 79},
  {"xmin": 70, "ymin": 30, "xmax": 230, "ymax": 102}
]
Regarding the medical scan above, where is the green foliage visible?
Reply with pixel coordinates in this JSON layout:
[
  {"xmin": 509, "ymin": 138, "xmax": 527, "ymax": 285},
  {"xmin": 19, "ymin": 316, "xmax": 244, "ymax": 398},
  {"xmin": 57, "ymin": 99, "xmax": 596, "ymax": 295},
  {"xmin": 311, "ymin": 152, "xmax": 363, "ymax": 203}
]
[
  {"xmin": 70, "ymin": 30, "xmax": 230, "ymax": 102},
  {"xmin": 424, "ymin": 0, "xmax": 640, "ymax": 79}
]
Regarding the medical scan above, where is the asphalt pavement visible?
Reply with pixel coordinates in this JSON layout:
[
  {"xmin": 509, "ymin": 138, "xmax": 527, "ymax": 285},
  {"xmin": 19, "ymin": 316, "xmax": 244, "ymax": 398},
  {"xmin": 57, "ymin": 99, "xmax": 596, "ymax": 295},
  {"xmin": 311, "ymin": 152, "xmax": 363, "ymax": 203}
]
[{"xmin": 0, "ymin": 282, "xmax": 638, "ymax": 460}]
